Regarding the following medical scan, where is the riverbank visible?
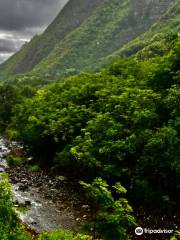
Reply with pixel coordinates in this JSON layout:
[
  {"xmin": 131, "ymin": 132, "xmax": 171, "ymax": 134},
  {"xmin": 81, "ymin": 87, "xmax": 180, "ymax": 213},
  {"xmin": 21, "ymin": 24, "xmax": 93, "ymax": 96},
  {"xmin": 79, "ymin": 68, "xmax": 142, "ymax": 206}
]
[
  {"xmin": 0, "ymin": 137, "xmax": 91, "ymax": 234},
  {"xmin": 7, "ymin": 166, "xmax": 91, "ymax": 233}
]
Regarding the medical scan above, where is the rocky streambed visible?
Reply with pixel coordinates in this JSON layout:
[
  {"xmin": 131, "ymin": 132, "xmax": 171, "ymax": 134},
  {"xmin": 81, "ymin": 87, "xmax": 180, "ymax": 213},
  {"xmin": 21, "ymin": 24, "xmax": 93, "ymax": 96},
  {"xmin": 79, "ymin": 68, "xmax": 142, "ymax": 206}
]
[
  {"xmin": 0, "ymin": 137, "xmax": 91, "ymax": 234},
  {"xmin": 1, "ymin": 137, "xmax": 179, "ymax": 239}
]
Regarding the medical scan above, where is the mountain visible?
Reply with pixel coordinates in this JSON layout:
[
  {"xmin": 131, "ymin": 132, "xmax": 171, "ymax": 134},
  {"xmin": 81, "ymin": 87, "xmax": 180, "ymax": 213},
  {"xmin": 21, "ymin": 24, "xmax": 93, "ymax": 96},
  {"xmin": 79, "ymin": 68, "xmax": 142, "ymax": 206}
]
[
  {"xmin": 0, "ymin": 0, "xmax": 179, "ymax": 80},
  {"xmin": 0, "ymin": 0, "xmax": 104, "ymax": 78},
  {"xmin": 101, "ymin": 0, "xmax": 180, "ymax": 66}
]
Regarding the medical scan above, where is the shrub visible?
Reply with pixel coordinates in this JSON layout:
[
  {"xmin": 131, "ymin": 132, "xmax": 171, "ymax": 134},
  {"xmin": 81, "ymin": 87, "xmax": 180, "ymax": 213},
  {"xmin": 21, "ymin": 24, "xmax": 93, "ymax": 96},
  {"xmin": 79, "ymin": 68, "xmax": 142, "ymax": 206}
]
[
  {"xmin": 80, "ymin": 178, "xmax": 136, "ymax": 240},
  {"xmin": 0, "ymin": 173, "xmax": 31, "ymax": 240}
]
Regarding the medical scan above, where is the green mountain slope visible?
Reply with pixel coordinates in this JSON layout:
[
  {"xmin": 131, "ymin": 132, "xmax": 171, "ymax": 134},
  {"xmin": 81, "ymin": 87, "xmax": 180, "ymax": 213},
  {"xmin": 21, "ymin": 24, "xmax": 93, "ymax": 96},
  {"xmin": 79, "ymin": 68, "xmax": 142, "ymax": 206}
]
[
  {"xmin": 33, "ymin": 0, "xmax": 177, "ymax": 79},
  {"xmin": 0, "ymin": 0, "xmax": 104, "ymax": 78},
  {"xmin": 0, "ymin": 0, "xmax": 179, "ymax": 80},
  {"xmin": 100, "ymin": 0, "xmax": 180, "ymax": 67}
]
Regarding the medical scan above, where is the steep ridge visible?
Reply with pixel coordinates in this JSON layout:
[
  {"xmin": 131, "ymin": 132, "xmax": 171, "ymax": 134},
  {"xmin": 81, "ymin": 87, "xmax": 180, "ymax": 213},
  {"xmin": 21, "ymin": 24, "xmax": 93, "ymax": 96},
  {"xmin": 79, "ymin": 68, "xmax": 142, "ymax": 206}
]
[
  {"xmin": 100, "ymin": 0, "xmax": 180, "ymax": 66},
  {"xmin": 0, "ymin": 0, "xmax": 178, "ymax": 80},
  {"xmin": 31, "ymin": 0, "xmax": 178, "ymax": 78},
  {"xmin": 0, "ymin": 0, "xmax": 104, "ymax": 78}
]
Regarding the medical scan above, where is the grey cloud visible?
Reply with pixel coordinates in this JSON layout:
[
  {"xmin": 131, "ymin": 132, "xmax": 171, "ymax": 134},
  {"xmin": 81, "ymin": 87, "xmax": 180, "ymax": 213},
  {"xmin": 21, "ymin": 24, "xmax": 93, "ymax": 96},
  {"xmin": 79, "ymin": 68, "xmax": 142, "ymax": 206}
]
[
  {"xmin": 0, "ymin": 53, "xmax": 13, "ymax": 63},
  {"xmin": 0, "ymin": 0, "xmax": 68, "ymax": 31},
  {"xmin": 0, "ymin": 39, "xmax": 15, "ymax": 53},
  {"xmin": 0, "ymin": 38, "xmax": 23, "ymax": 53}
]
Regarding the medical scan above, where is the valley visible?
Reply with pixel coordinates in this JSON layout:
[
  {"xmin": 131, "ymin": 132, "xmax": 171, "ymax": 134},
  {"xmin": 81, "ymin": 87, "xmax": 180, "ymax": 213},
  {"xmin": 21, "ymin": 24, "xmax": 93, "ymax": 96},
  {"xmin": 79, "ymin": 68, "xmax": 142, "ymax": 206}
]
[{"xmin": 0, "ymin": 0, "xmax": 179, "ymax": 239}]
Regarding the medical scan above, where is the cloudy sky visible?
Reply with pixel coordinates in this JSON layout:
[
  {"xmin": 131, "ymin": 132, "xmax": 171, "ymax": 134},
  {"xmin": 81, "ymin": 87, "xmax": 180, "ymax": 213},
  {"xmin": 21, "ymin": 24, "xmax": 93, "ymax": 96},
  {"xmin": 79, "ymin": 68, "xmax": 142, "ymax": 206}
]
[{"xmin": 0, "ymin": 0, "xmax": 68, "ymax": 63}]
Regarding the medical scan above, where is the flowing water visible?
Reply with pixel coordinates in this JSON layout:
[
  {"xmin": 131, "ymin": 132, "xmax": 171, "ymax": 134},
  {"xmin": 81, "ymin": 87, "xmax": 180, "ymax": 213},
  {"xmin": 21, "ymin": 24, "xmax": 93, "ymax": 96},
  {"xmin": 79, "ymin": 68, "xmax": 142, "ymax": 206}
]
[
  {"xmin": 0, "ymin": 137, "xmax": 89, "ymax": 233},
  {"xmin": 12, "ymin": 184, "xmax": 77, "ymax": 232}
]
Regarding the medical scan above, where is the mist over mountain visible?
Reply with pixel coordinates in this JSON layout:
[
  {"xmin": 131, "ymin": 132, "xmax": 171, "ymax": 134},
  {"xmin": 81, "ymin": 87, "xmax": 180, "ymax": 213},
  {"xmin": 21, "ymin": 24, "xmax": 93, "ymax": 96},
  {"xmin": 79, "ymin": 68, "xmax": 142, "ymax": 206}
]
[{"xmin": 0, "ymin": 0, "xmax": 179, "ymax": 80}]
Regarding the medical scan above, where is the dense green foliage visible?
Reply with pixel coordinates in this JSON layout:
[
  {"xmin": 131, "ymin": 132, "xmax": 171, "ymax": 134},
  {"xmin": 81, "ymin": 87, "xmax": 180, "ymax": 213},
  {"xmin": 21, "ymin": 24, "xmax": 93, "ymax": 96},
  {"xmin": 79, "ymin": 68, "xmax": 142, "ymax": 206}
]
[
  {"xmin": 0, "ymin": 2, "xmax": 179, "ymax": 238},
  {"xmin": 0, "ymin": 83, "xmax": 37, "ymax": 130},
  {"xmin": 6, "ymin": 37, "xmax": 179, "ymax": 210},
  {"xmin": 0, "ymin": 84, "xmax": 20, "ymax": 128},
  {"xmin": 0, "ymin": 174, "xmax": 31, "ymax": 240},
  {"xmin": 38, "ymin": 231, "xmax": 93, "ymax": 240}
]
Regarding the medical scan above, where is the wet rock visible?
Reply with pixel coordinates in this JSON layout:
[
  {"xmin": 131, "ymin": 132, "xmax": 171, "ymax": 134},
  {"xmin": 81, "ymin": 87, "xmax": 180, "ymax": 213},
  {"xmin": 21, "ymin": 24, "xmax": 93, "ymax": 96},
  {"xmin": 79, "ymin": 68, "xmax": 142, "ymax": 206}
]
[
  {"xmin": 81, "ymin": 205, "xmax": 90, "ymax": 210},
  {"xmin": 31, "ymin": 221, "xmax": 37, "ymax": 225},
  {"xmin": 13, "ymin": 200, "xmax": 20, "ymax": 207},
  {"xmin": 27, "ymin": 157, "xmax": 33, "ymax": 162},
  {"xmin": 13, "ymin": 199, "xmax": 29, "ymax": 208},
  {"xmin": 19, "ymin": 184, "xmax": 29, "ymax": 192},
  {"xmin": 25, "ymin": 200, "xmax": 31, "ymax": 206},
  {"xmin": 56, "ymin": 176, "xmax": 67, "ymax": 181},
  {"xmin": 0, "ymin": 167, "xmax": 5, "ymax": 172}
]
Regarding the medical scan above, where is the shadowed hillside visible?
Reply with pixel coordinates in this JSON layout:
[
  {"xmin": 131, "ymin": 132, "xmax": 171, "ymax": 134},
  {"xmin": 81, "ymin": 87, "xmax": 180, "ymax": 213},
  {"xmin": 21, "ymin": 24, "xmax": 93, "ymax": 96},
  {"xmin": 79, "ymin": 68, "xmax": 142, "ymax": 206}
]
[{"xmin": 0, "ymin": 0, "xmax": 178, "ymax": 81}]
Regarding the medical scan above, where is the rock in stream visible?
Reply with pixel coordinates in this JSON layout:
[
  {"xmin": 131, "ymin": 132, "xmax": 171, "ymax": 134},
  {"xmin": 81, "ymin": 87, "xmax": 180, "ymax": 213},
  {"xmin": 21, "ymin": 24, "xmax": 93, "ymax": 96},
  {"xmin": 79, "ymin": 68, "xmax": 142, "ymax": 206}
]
[{"xmin": 0, "ymin": 137, "xmax": 90, "ymax": 233}]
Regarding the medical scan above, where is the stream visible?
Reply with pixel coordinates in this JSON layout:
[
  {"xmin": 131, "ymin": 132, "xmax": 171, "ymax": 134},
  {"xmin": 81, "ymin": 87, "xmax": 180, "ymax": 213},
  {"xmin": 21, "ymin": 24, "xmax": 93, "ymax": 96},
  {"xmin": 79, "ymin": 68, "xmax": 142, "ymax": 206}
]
[
  {"xmin": 1, "ymin": 137, "xmax": 179, "ymax": 240},
  {"xmin": 0, "ymin": 137, "xmax": 90, "ymax": 234}
]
